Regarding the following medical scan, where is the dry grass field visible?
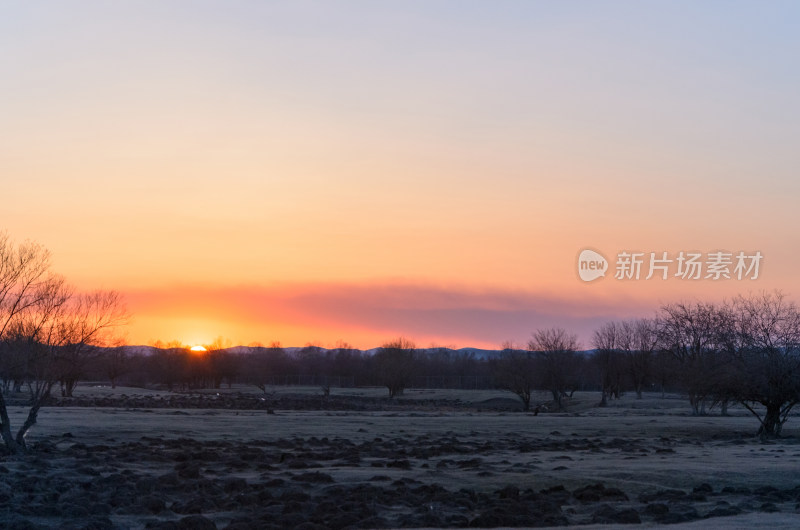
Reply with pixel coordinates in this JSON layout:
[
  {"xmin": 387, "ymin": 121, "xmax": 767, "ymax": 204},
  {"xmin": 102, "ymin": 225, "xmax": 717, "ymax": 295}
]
[{"xmin": 1, "ymin": 386, "xmax": 799, "ymax": 529}]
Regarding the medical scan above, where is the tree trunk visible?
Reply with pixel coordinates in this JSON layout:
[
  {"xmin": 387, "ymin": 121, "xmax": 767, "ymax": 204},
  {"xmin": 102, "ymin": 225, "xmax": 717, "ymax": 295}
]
[
  {"xmin": 551, "ymin": 389, "xmax": 563, "ymax": 411},
  {"xmin": 689, "ymin": 395, "xmax": 701, "ymax": 416},
  {"xmin": 519, "ymin": 392, "xmax": 531, "ymax": 412},
  {"xmin": 758, "ymin": 403, "xmax": 783, "ymax": 438},
  {"xmin": 0, "ymin": 394, "xmax": 25, "ymax": 454},
  {"xmin": 0, "ymin": 422, "xmax": 24, "ymax": 454},
  {"xmin": 65, "ymin": 379, "xmax": 78, "ymax": 398},
  {"xmin": 14, "ymin": 403, "xmax": 41, "ymax": 450}
]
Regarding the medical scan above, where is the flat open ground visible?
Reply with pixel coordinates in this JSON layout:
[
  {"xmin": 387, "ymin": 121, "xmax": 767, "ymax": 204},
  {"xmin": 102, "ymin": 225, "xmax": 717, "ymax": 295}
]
[{"xmin": 1, "ymin": 387, "xmax": 799, "ymax": 529}]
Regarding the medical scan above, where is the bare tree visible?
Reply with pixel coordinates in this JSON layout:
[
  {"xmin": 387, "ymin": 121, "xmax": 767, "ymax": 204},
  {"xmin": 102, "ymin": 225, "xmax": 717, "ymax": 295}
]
[
  {"xmin": 592, "ymin": 323, "xmax": 625, "ymax": 406},
  {"xmin": 493, "ymin": 340, "xmax": 537, "ymax": 411},
  {"xmin": 1, "ymin": 275, "xmax": 128, "ymax": 453},
  {"xmin": 331, "ymin": 341, "xmax": 362, "ymax": 388},
  {"xmin": 728, "ymin": 291, "xmax": 800, "ymax": 437},
  {"xmin": 0, "ymin": 236, "xmax": 57, "ymax": 453},
  {"xmin": 374, "ymin": 337, "xmax": 416, "ymax": 398},
  {"xmin": 56, "ymin": 290, "xmax": 130, "ymax": 397},
  {"xmin": 149, "ymin": 343, "xmax": 190, "ymax": 391},
  {"xmin": 104, "ymin": 342, "xmax": 131, "ymax": 389},
  {"xmin": 657, "ymin": 301, "xmax": 730, "ymax": 415},
  {"xmin": 206, "ymin": 336, "xmax": 236, "ymax": 389},
  {"xmin": 529, "ymin": 327, "xmax": 580, "ymax": 411},
  {"xmin": 243, "ymin": 341, "xmax": 289, "ymax": 392},
  {"xmin": 296, "ymin": 342, "xmax": 333, "ymax": 396},
  {"xmin": 3, "ymin": 278, "xmax": 72, "ymax": 451},
  {"xmin": 322, "ymin": 340, "xmax": 358, "ymax": 394},
  {"xmin": 0, "ymin": 234, "xmax": 130, "ymax": 453},
  {"xmin": 626, "ymin": 319, "xmax": 656, "ymax": 399},
  {"xmin": 651, "ymin": 348, "xmax": 678, "ymax": 398}
]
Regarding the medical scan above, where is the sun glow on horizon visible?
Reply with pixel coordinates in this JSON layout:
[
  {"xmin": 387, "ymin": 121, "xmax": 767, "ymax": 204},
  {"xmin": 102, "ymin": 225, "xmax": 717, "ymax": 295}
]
[{"xmin": 190, "ymin": 345, "xmax": 207, "ymax": 352}]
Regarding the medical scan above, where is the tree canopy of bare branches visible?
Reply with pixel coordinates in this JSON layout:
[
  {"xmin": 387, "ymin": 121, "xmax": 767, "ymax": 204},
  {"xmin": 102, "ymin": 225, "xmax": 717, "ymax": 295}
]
[
  {"xmin": 493, "ymin": 341, "xmax": 537, "ymax": 411},
  {"xmin": 656, "ymin": 291, "xmax": 800, "ymax": 437},
  {"xmin": 592, "ymin": 322, "xmax": 625, "ymax": 406},
  {"xmin": 657, "ymin": 301, "xmax": 730, "ymax": 416},
  {"xmin": 528, "ymin": 327, "xmax": 581, "ymax": 411},
  {"xmin": 374, "ymin": 337, "xmax": 416, "ymax": 398},
  {"xmin": 728, "ymin": 292, "xmax": 800, "ymax": 437}
]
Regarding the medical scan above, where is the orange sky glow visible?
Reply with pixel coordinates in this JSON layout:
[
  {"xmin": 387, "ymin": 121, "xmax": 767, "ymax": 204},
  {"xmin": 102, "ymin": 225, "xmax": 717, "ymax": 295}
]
[{"xmin": 4, "ymin": 3, "xmax": 799, "ymax": 349}]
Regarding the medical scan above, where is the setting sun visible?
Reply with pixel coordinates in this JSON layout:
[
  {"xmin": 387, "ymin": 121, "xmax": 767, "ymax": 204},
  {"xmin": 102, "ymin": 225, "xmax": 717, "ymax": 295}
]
[{"xmin": 190, "ymin": 345, "xmax": 207, "ymax": 352}]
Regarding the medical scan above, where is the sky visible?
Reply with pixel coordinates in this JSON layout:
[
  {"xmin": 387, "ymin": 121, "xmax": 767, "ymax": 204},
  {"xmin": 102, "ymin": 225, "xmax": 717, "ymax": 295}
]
[{"xmin": 3, "ymin": 1, "xmax": 800, "ymax": 349}]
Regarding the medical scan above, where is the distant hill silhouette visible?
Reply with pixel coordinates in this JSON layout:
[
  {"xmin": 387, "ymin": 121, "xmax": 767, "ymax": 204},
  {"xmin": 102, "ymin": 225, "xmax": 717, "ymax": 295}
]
[{"xmin": 120, "ymin": 345, "xmax": 593, "ymax": 359}]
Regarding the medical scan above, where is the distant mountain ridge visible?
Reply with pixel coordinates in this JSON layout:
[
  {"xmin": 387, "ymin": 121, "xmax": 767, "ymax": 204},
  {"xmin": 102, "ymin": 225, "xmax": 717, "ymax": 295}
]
[
  {"xmin": 121, "ymin": 345, "xmax": 599, "ymax": 360},
  {"xmin": 119, "ymin": 344, "xmax": 514, "ymax": 359}
]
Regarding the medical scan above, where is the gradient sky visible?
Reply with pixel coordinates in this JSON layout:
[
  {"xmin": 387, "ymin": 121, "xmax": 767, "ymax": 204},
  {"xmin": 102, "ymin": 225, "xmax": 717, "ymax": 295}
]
[{"xmin": 3, "ymin": 1, "xmax": 799, "ymax": 348}]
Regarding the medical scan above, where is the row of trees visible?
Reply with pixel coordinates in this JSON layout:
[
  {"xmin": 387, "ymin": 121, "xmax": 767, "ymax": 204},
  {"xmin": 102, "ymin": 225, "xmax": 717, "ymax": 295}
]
[
  {"xmin": 493, "ymin": 292, "xmax": 800, "ymax": 439},
  {"xmin": 74, "ymin": 338, "xmax": 479, "ymax": 398}
]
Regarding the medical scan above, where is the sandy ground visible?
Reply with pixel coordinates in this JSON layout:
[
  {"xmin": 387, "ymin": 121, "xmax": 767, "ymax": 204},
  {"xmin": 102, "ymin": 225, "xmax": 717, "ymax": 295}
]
[{"xmin": 0, "ymin": 388, "xmax": 798, "ymax": 528}]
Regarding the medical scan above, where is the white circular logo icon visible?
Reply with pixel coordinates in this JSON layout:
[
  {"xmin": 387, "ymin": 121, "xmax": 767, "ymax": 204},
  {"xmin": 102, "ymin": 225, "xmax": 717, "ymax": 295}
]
[{"xmin": 577, "ymin": 249, "xmax": 608, "ymax": 282}]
